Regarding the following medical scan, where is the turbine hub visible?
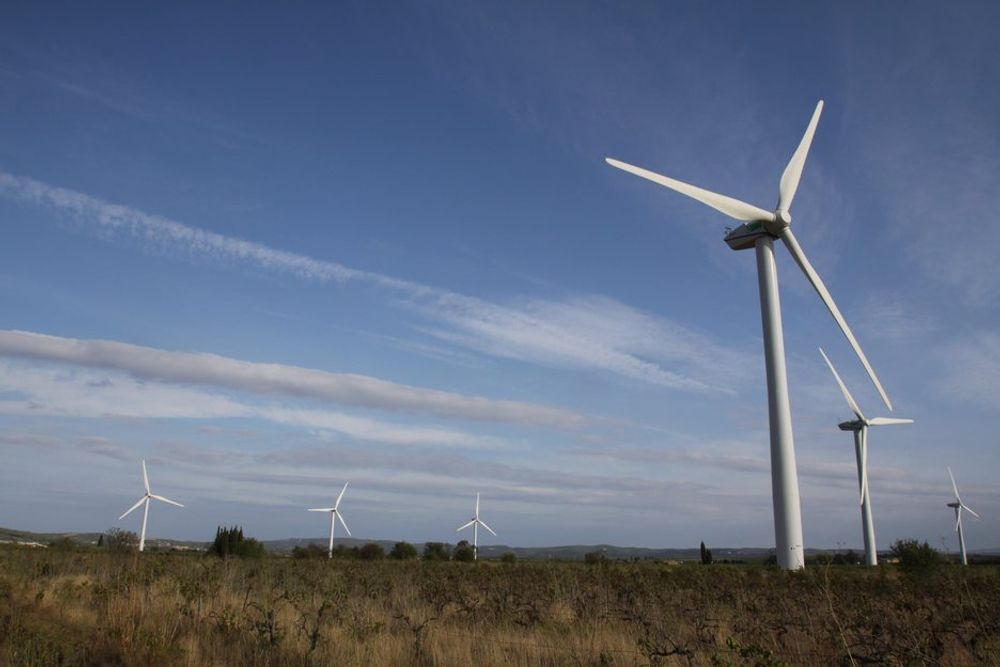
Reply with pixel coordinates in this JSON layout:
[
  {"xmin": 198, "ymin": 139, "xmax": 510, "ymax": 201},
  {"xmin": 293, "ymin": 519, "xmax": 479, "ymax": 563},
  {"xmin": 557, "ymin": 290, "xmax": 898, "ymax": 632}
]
[{"xmin": 777, "ymin": 209, "xmax": 792, "ymax": 225}]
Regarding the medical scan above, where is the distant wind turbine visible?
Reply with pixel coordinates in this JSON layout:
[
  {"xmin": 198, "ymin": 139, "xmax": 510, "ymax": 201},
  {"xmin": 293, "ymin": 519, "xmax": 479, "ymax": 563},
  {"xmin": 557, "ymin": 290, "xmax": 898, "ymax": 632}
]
[
  {"xmin": 947, "ymin": 468, "xmax": 980, "ymax": 566},
  {"xmin": 819, "ymin": 348, "xmax": 912, "ymax": 566},
  {"xmin": 308, "ymin": 482, "xmax": 351, "ymax": 559},
  {"xmin": 456, "ymin": 493, "xmax": 495, "ymax": 561},
  {"xmin": 118, "ymin": 460, "xmax": 184, "ymax": 552},
  {"xmin": 606, "ymin": 100, "xmax": 894, "ymax": 569}
]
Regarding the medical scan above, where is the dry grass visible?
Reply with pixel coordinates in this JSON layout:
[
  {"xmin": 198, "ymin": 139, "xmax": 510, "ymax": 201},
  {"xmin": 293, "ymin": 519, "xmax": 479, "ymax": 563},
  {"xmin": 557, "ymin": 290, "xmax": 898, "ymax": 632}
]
[{"xmin": 1, "ymin": 545, "xmax": 998, "ymax": 666}]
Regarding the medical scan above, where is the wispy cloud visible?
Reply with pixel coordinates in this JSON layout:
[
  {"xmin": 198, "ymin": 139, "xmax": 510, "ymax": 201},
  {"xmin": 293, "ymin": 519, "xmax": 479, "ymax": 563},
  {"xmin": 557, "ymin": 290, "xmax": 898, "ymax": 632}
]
[
  {"xmin": 0, "ymin": 170, "xmax": 742, "ymax": 392},
  {"xmin": 0, "ymin": 330, "xmax": 584, "ymax": 429},
  {"xmin": 935, "ymin": 331, "xmax": 1000, "ymax": 411}
]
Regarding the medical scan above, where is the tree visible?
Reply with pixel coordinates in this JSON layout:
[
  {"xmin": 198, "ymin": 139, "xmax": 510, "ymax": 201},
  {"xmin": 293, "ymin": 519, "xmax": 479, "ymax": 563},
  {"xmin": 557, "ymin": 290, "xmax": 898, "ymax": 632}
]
[
  {"xmin": 453, "ymin": 540, "xmax": 475, "ymax": 562},
  {"xmin": 890, "ymin": 539, "xmax": 942, "ymax": 573},
  {"xmin": 104, "ymin": 528, "xmax": 139, "ymax": 554},
  {"xmin": 700, "ymin": 541, "xmax": 713, "ymax": 565},
  {"xmin": 584, "ymin": 551, "xmax": 608, "ymax": 565},
  {"xmin": 423, "ymin": 542, "xmax": 451, "ymax": 561},
  {"xmin": 389, "ymin": 541, "xmax": 418, "ymax": 560},
  {"xmin": 500, "ymin": 552, "xmax": 517, "ymax": 563},
  {"xmin": 209, "ymin": 526, "xmax": 265, "ymax": 559},
  {"xmin": 358, "ymin": 542, "xmax": 385, "ymax": 561},
  {"xmin": 292, "ymin": 543, "xmax": 328, "ymax": 559}
]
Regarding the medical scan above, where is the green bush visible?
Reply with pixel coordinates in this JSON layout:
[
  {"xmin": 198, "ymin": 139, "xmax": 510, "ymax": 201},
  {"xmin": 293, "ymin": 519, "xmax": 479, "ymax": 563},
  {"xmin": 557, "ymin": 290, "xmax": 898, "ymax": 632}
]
[
  {"xmin": 890, "ymin": 539, "xmax": 942, "ymax": 572},
  {"xmin": 389, "ymin": 541, "xmax": 418, "ymax": 560}
]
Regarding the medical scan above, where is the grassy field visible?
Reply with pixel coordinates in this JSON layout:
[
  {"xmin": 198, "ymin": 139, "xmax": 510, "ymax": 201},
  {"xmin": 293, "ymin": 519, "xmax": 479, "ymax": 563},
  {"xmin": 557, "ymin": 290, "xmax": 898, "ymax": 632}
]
[{"xmin": 1, "ymin": 545, "xmax": 998, "ymax": 666}]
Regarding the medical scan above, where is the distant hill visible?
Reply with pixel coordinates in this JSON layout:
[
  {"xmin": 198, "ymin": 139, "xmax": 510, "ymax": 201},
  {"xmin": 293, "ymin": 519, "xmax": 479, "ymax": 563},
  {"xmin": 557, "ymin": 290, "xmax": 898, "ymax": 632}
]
[{"xmin": 5, "ymin": 526, "xmax": 998, "ymax": 560}]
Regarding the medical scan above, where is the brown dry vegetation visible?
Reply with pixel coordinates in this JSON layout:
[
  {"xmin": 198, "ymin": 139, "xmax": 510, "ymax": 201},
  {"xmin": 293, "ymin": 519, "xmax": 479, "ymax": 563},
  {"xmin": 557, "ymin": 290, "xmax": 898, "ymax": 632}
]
[{"xmin": 1, "ymin": 545, "xmax": 998, "ymax": 666}]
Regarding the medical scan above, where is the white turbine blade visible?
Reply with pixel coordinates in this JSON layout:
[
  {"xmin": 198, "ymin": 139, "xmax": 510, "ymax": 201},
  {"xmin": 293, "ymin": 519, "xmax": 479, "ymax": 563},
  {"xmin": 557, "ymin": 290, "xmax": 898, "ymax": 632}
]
[
  {"xmin": 456, "ymin": 519, "xmax": 476, "ymax": 532},
  {"xmin": 335, "ymin": 481, "xmax": 349, "ymax": 509},
  {"xmin": 948, "ymin": 467, "xmax": 962, "ymax": 504},
  {"xmin": 605, "ymin": 158, "xmax": 775, "ymax": 223},
  {"xmin": 859, "ymin": 426, "xmax": 869, "ymax": 507},
  {"xmin": 119, "ymin": 496, "xmax": 146, "ymax": 520},
  {"xmin": 955, "ymin": 510, "xmax": 962, "ymax": 533},
  {"xmin": 476, "ymin": 493, "xmax": 480, "ymax": 519},
  {"xmin": 308, "ymin": 508, "xmax": 335, "ymax": 512},
  {"xmin": 818, "ymin": 347, "xmax": 865, "ymax": 421},
  {"xmin": 962, "ymin": 504, "xmax": 981, "ymax": 520},
  {"xmin": 150, "ymin": 494, "xmax": 183, "ymax": 508},
  {"xmin": 778, "ymin": 100, "xmax": 824, "ymax": 211},
  {"xmin": 867, "ymin": 417, "xmax": 914, "ymax": 426},
  {"xmin": 336, "ymin": 511, "xmax": 351, "ymax": 536},
  {"xmin": 142, "ymin": 460, "xmax": 150, "ymax": 494},
  {"xmin": 478, "ymin": 519, "xmax": 497, "ymax": 537},
  {"xmin": 780, "ymin": 228, "xmax": 892, "ymax": 411}
]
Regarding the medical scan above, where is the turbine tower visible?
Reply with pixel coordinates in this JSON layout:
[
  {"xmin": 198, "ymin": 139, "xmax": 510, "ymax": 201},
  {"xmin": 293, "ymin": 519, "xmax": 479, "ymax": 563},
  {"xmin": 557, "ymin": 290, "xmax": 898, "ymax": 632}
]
[
  {"xmin": 947, "ymin": 468, "xmax": 980, "ymax": 566},
  {"xmin": 456, "ymin": 493, "xmax": 495, "ymax": 561},
  {"xmin": 118, "ymin": 460, "xmax": 184, "ymax": 552},
  {"xmin": 819, "ymin": 348, "xmax": 912, "ymax": 566},
  {"xmin": 607, "ymin": 101, "xmax": 893, "ymax": 569},
  {"xmin": 308, "ymin": 482, "xmax": 351, "ymax": 559}
]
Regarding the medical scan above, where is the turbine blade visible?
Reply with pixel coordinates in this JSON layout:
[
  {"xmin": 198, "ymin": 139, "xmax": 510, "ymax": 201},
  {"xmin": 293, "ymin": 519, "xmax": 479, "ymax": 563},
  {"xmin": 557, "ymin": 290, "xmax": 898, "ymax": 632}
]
[
  {"xmin": 955, "ymin": 510, "xmax": 962, "ymax": 533},
  {"xmin": 150, "ymin": 494, "xmax": 183, "ymax": 508},
  {"xmin": 142, "ymin": 460, "xmax": 150, "ymax": 494},
  {"xmin": 605, "ymin": 158, "xmax": 775, "ymax": 223},
  {"xmin": 859, "ymin": 426, "xmax": 870, "ymax": 507},
  {"xmin": 308, "ymin": 508, "xmax": 335, "ymax": 512},
  {"xmin": 478, "ymin": 520, "xmax": 497, "ymax": 537},
  {"xmin": 818, "ymin": 347, "xmax": 865, "ymax": 421},
  {"xmin": 335, "ymin": 481, "xmax": 349, "ymax": 509},
  {"xmin": 867, "ymin": 417, "xmax": 914, "ymax": 426},
  {"xmin": 780, "ymin": 228, "xmax": 892, "ymax": 411},
  {"xmin": 336, "ymin": 511, "xmax": 351, "ymax": 536},
  {"xmin": 962, "ymin": 504, "xmax": 981, "ymax": 520},
  {"xmin": 476, "ymin": 493, "xmax": 480, "ymax": 519},
  {"xmin": 948, "ymin": 467, "xmax": 962, "ymax": 504},
  {"xmin": 119, "ymin": 497, "xmax": 146, "ymax": 520},
  {"xmin": 778, "ymin": 101, "xmax": 824, "ymax": 211},
  {"xmin": 456, "ymin": 519, "xmax": 476, "ymax": 532}
]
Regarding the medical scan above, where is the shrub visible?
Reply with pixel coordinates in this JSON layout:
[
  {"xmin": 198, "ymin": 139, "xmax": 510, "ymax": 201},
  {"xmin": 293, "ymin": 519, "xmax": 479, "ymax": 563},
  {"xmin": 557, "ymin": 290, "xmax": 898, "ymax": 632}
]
[
  {"xmin": 422, "ymin": 542, "xmax": 450, "ymax": 561},
  {"xmin": 453, "ymin": 540, "xmax": 475, "ymax": 562},
  {"xmin": 104, "ymin": 528, "xmax": 138, "ymax": 553},
  {"xmin": 584, "ymin": 551, "xmax": 608, "ymax": 565},
  {"xmin": 890, "ymin": 539, "xmax": 942, "ymax": 572},
  {"xmin": 357, "ymin": 542, "xmax": 385, "ymax": 561},
  {"xmin": 501, "ymin": 552, "xmax": 517, "ymax": 563},
  {"xmin": 389, "ymin": 541, "xmax": 418, "ymax": 560}
]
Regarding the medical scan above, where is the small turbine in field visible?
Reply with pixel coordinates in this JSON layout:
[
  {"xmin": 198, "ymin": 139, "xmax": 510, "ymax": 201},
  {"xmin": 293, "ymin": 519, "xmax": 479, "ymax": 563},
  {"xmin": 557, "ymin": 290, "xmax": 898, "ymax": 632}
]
[
  {"xmin": 946, "ymin": 468, "xmax": 980, "ymax": 566},
  {"xmin": 308, "ymin": 482, "xmax": 351, "ymax": 559},
  {"xmin": 819, "ymin": 348, "xmax": 912, "ymax": 566},
  {"xmin": 456, "ymin": 493, "xmax": 495, "ymax": 561},
  {"xmin": 118, "ymin": 459, "xmax": 184, "ymax": 552},
  {"xmin": 606, "ymin": 100, "xmax": 894, "ymax": 569}
]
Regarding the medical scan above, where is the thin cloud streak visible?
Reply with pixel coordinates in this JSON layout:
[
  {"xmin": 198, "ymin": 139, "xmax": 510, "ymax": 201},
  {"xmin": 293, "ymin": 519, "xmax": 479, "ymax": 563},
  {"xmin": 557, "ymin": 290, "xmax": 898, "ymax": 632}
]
[
  {"xmin": 0, "ymin": 330, "xmax": 584, "ymax": 429},
  {"xmin": 0, "ymin": 170, "xmax": 742, "ymax": 393}
]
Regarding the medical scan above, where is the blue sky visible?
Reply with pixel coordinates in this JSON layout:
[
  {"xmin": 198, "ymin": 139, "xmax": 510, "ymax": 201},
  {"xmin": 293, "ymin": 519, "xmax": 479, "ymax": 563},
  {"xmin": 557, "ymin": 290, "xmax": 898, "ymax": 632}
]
[{"xmin": 1, "ymin": 1, "xmax": 997, "ymax": 551}]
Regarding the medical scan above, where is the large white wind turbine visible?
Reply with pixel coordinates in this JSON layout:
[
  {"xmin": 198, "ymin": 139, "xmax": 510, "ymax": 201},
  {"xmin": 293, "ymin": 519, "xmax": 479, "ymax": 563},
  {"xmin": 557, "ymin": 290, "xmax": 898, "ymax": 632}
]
[
  {"xmin": 308, "ymin": 482, "xmax": 351, "ymax": 559},
  {"xmin": 819, "ymin": 348, "xmax": 912, "ymax": 566},
  {"xmin": 607, "ymin": 101, "xmax": 893, "ymax": 569},
  {"xmin": 946, "ymin": 468, "xmax": 980, "ymax": 566},
  {"xmin": 456, "ymin": 493, "xmax": 495, "ymax": 561},
  {"xmin": 118, "ymin": 460, "xmax": 184, "ymax": 552}
]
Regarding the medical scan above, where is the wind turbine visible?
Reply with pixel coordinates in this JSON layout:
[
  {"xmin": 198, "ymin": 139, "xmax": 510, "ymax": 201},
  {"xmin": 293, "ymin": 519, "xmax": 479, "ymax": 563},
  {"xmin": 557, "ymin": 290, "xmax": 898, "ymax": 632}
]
[
  {"xmin": 456, "ymin": 493, "xmax": 495, "ymax": 561},
  {"xmin": 118, "ymin": 460, "xmax": 184, "ymax": 552},
  {"xmin": 819, "ymin": 348, "xmax": 912, "ymax": 566},
  {"xmin": 308, "ymin": 482, "xmax": 351, "ymax": 559},
  {"xmin": 607, "ymin": 100, "xmax": 893, "ymax": 569},
  {"xmin": 947, "ymin": 468, "xmax": 980, "ymax": 566}
]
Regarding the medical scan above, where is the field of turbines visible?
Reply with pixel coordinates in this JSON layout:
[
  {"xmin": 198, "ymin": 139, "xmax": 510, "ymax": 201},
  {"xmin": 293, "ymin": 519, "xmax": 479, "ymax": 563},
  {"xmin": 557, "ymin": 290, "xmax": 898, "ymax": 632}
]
[{"xmin": 2, "ymin": 543, "xmax": 999, "ymax": 666}]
